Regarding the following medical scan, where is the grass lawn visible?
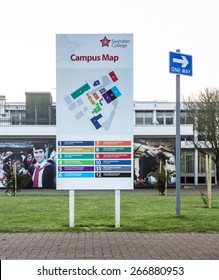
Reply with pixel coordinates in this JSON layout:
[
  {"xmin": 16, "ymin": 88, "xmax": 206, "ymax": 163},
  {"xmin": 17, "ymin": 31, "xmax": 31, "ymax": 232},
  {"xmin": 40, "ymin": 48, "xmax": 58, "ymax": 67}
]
[{"xmin": 0, "ymin": 193, "xmax": 219, "ymax": 232}]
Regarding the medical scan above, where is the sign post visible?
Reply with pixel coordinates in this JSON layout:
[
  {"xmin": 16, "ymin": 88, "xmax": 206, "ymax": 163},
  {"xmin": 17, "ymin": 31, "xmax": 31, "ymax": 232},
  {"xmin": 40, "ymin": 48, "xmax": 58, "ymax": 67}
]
[
  {"xmin": 175, "ymin": 49, "xmax": 181, "ymax": 216},
  {"xmin": 69, "ymin": 190, "xmax": 75, "ymax": 227},
  {"xmin": 56, "ymin": 34, "xmax": 133, "ymax": 227},
  {"xmin": 169, "ymin": 50, "xmax": 193, "ymax": 216},
  {"xmin": 115, "ymin": 190, "xmax": 120, "ymax": 228}
]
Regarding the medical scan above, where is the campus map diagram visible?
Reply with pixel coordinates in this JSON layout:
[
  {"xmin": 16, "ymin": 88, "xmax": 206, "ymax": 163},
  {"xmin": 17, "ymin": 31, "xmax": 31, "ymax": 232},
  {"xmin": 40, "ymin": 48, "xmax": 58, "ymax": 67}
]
[{"xmin": 64, "ymin": 71, "xmax": 122, "ymax": 132}]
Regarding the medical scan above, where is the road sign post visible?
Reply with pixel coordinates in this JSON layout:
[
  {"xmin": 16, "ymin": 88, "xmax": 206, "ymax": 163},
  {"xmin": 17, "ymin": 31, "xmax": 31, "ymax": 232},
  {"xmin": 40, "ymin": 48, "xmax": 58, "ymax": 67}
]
[
  {"xmin": 175, "ymin": 49, "xmax": 181, "ymax": 216},
  {"xmin": 169, "ymin": 50, "xmax": 193, "ymax": 216}
]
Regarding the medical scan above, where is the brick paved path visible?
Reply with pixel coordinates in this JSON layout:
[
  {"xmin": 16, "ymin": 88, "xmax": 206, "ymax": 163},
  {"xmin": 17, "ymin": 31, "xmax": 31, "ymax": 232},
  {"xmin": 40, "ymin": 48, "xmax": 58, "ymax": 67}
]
[{"xmin": 0, "ymin": 232, "xmax": 219, "ymax": 260}]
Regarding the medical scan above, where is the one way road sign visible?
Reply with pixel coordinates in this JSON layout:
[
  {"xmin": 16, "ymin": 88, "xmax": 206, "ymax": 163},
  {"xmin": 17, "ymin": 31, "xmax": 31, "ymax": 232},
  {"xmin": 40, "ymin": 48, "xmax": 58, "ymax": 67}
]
[{"xmin": 169, "ymin": 51, "xmax": 193, "ymax": 76}]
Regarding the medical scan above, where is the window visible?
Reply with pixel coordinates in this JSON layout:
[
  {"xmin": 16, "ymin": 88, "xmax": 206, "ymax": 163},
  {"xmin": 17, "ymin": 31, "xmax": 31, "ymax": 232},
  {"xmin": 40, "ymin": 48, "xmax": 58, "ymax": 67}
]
[
  {"xmin": 135, "ymin": 110, "xmax": 174, "ymax": 125},
  {"xmin": 181, "ymin": 149, "xmax": 194, "ymax": 173},
  {"xmin": 198, "ymin": 151, "xmax": 215, "ymax": 174},
  {"xmin": 135, "ymin": 111, "xmax": 144, "ymax": 125},
  {"xmin": 180, "ymin": 111, "xmax": 194, "ymax": 124},
  {"xmin": 156, "ymin": 111, "xmax": 174, "ymax": 125},
  {"xmin": 156, "ymin": 112, "xmax": 164, "ymax": 125},
  {"xmin": 180, "ymin": 111, "xmax": 186, "ymax": 124},
  {"xmin": 135, "ymin": 111, "xmax": 153, "ymax": 125},
  {"xmin": 144, "ymin": 112, "xmax": 153, "ymax": 124},
  {"xmin": 165, "ymin": 111, "xmax": 174, "ymax": 124}
]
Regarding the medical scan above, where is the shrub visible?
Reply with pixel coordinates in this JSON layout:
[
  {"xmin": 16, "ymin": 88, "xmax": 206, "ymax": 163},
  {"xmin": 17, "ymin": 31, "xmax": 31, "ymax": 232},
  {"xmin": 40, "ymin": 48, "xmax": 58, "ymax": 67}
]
[
  {"xmin": 4, "ymin": 169, "xmax": 31, "ymax": 196},
  {"xmin": 154, "ymin": 160, "xmax": 169, "ymax": 195}
]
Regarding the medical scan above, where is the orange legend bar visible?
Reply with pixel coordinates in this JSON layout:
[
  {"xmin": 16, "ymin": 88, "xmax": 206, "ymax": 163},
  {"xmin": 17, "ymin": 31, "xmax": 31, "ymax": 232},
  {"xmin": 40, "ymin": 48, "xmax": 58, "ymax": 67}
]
[
  {"xmin": 95, "ymin": 141, "xmax": 131, "ymax": 146},
  {"xmin": 58, "ymin": 147, "xmax": 94, "ymax": 153}
]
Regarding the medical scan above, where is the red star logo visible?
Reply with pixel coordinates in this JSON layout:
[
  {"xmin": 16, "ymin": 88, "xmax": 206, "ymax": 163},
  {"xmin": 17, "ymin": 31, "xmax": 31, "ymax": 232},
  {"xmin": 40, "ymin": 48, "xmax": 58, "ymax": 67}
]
[{"xmin": 100, "ymin": 36, "xmax": 111, "ymax": 47}]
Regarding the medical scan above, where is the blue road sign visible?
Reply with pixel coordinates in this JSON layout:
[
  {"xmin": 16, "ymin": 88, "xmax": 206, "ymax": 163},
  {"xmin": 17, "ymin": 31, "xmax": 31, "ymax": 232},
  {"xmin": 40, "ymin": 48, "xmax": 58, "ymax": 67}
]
[{"xmin": 169, "ymin": 51, "xmax": 192, "ymax": 76}]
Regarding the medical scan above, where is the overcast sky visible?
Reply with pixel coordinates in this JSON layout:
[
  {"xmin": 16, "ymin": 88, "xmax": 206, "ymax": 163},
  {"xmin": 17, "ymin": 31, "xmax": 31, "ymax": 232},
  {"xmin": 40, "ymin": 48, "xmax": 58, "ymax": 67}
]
[{"xmin": 0, "ymin": 0, "xmax": 219, "ymax": 103}]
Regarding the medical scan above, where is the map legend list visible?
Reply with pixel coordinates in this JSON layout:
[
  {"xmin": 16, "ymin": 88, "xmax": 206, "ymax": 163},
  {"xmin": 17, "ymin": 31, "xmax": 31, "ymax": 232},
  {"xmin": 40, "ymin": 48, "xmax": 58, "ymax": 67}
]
[{"xmin": 58, "ymin": 140, "xmax": 132, "ymax": 179}]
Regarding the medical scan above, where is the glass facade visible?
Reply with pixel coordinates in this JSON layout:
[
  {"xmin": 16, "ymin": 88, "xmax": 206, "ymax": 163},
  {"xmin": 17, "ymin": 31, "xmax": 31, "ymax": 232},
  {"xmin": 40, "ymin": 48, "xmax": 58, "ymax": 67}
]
[
  {"xmin": 0, "ymin": 104, "xmax": 56, "ymax": 125},
  {"xmin": 135, "ymin": 110, "xmax": 174, "ymax": 125}
]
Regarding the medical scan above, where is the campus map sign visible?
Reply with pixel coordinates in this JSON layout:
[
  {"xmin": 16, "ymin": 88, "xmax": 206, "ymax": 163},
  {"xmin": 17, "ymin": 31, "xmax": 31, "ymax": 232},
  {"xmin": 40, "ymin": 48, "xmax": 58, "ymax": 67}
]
[{"xmin": 56, "ymin": 34, "xmax": 133, "ymax": 190}]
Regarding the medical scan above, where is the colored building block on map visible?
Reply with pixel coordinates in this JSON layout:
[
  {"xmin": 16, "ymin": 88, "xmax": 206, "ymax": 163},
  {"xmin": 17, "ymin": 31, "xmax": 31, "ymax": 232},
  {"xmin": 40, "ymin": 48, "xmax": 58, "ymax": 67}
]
[
  {"xmin": 99, "ymin": 88, "xmax": 106, "ymax": 94},
  {"xmin": 71, "ymin": 83, "xmax": 91, "ymax": 100},
  {"xmin": 93, "ymin": 80, "xmax": 100, "ymax": 86},
  {"xmin": 90, "ymin": 114, "xmax": 103, "ymax": 130},
  {"xmin": 109, "ymin": 71, "xmax": 118, "ymax": 82},
  {"xmin": 107, "ymin": 89, "xmax": 117, "ymax": 101},
  {"xmin": 102, "ymin": 92, "xmax": 113, "ymax": 104},
  {"xmin": 111, "ymin": 86, "xmax": 121, "ymax": 98},
  {"xmin": 93, "ymin": 93, "xmax": 99, "ymax": 100}
]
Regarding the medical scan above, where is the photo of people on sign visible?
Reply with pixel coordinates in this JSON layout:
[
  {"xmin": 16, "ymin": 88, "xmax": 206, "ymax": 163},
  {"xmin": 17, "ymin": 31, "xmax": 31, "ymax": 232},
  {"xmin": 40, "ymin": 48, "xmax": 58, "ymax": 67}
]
[
  {"xmin": 0, "ymin": 138, "xmax": 56, "ymax": 189},
  {"xmin": 134, "ymin": 138, "xmax": 176, "ymax": 188}
]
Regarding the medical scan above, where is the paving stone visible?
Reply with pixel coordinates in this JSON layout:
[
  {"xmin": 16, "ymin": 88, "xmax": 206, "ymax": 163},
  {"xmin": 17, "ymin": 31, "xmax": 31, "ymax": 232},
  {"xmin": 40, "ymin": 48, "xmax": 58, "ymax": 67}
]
[{"xmin": 1, "ymin": 232, "xmax": 219, "ymax": 260}]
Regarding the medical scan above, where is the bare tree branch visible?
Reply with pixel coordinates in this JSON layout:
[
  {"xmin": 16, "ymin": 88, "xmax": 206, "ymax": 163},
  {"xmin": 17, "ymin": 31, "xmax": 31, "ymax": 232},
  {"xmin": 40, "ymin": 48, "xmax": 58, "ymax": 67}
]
[{"xmin": 182, "ymin": 87, "xmax": 219, "ymax": 183}]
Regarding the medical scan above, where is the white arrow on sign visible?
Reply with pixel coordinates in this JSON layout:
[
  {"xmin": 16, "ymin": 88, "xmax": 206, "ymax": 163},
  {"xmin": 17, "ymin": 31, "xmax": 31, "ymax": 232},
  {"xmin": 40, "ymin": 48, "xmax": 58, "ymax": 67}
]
[{"xmin": 173, "ymin": 55, "xmax": 189, "ymax": 68}]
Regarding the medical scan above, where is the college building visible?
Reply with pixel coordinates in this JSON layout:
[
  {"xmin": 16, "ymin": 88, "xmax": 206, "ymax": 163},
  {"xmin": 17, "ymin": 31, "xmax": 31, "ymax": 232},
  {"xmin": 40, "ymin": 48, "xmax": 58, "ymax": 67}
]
[{"xmin": 0, "ymin": 92, "xmax": 217, "ymax": 187}]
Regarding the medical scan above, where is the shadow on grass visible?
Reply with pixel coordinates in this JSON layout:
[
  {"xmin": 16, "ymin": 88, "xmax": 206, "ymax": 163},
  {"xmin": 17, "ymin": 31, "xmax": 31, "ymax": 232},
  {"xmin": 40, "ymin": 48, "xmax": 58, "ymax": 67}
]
[{"xmin": 173, "ymin": 215, "xmax": 188, "ymax": 220}]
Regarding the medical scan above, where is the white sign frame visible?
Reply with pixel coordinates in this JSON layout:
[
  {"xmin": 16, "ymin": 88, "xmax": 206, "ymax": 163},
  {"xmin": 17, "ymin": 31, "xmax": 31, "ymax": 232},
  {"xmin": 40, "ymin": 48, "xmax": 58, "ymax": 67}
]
[{"xmin": 56, "ymin": 34, "xmax": 133, "ymax": 191}]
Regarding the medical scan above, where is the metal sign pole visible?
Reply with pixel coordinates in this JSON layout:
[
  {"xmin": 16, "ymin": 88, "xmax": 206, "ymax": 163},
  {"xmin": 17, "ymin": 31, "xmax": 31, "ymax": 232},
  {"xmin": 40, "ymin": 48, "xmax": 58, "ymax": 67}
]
[
  {"xmin": 176, "ymin": 49, "xmax": 181, "ymax": 216},
  {"xmin": 69, "ymin": 190, "xmax": 75, "ymax": 227},
  {"xmin": 115, "ymin": 190, "xmax": 120, "ymax": 228}
]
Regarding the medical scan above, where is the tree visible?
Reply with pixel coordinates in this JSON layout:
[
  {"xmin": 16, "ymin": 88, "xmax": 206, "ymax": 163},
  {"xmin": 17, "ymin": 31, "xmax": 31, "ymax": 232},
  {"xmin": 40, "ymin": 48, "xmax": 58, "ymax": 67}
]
[
  {"xmin": 154, "ymin": 160, "xmax": 169, "ymax": 195},
  {"xmin": 182, "ymin": 87, "xmax": 219, "ymax": 184},
  {"xmin": 4, "ymin": 163, "xmax": 31, "ymax": 196}
]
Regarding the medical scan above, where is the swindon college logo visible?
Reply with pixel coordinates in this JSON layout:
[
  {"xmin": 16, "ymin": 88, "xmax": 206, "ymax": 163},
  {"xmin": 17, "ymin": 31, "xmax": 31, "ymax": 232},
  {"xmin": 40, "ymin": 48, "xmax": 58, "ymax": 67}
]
[
  {"xmin": 100, "ymin": 36, "xmax": 111, "ymax": 47},
  {"xmin": 100, "ymin": 35, "xmax": 131, "ymax": 49}
]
